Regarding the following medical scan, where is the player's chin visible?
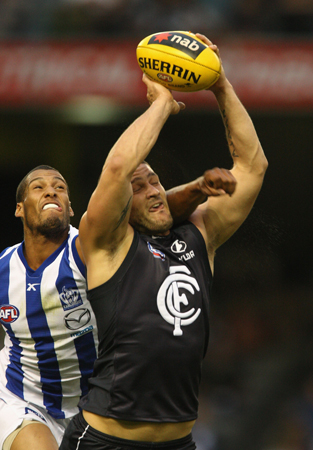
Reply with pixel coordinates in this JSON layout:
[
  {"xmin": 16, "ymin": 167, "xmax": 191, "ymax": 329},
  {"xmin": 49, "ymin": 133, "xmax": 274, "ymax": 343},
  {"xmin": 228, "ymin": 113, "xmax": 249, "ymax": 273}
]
[
  {"xmin": 150, "ymin": 214, "xmax": 173, "ymax": 233},
  {"xmin": 130, "ymin": 211, "xmax": 173, "ymax": 235},
  {"xmin": 39, "ymin": 216, "xmax": 69, "ymax": 234}
]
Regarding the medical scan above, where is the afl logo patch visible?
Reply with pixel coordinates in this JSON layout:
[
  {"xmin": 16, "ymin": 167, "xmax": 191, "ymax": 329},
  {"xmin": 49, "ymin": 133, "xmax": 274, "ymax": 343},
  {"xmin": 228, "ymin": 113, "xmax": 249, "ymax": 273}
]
[
  {"xmin": 147, "ymin": 242, "xmax": 165, "ymax": 261},
  {"xmin": 0, "ymin": 305, "xmax": 19, "ymax": 324},
  {"xmin": 171, "ymin": 240, "xmax": 187, "ymax": 253},
  {"xmin": 64, "ymin": 308, "xmax": 91, "ymax": 330}
]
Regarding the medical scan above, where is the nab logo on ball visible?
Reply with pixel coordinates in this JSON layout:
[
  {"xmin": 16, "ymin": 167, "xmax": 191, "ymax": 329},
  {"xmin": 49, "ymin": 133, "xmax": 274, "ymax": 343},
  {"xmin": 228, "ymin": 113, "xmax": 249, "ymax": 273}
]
[
  {"xmin": 147, "ymin": 32, "xmax": 206, "ymax": 60},
  {"xmin": 0, "ymin": 305, "xmax": 19, "ymax": 324}
]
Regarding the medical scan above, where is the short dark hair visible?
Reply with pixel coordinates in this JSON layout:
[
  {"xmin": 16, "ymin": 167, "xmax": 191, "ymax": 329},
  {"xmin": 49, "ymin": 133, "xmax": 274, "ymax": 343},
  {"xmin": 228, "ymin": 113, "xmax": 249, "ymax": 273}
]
[{"xmin": 16, "ymin": 165, "xmax": 69, "ymax": 203}]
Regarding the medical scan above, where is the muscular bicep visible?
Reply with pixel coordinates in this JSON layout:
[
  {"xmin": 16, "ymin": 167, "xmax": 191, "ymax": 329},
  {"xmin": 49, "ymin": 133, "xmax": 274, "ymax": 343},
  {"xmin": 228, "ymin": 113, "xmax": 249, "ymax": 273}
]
[
  {"xmin": 79, "ymin": 165, "xmax": 134, "ymax": 254},
  {"xmin": 191, "ymin": 165, "xmax": 266, "ymax": 250}
]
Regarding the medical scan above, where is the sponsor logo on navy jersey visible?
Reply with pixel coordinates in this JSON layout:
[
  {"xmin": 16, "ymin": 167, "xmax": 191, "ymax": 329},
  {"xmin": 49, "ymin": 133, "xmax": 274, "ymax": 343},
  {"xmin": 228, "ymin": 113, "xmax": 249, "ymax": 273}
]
[
  {"xmin": 147, "ymin": 242, "xmax": 165, "ymax": 261},
  {"xmin": 0, "ymin": 305, "xmax": 19, "ymax": 324},
  {"xmin": 148, "ymin": 32, "xmax": 206, "ymax": 59},
  {"xmin": 179, "ymin": 251, "xmax": 195, "ymax": 262},
  {"xmin": 59, "ymin": 286, "xmax": 83, "ymax": 311},
  {"xmin": 171, "ymin": 240, "xmax": 187, "ymax": 253},
  {"xmin": 170, "ymin": 239, "xmax": 195, "ymax": 261}
]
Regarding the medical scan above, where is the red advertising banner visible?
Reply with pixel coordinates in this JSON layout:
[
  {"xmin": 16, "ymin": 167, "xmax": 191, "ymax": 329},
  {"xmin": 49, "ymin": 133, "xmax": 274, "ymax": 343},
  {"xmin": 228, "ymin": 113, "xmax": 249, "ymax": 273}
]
[{"xmin": 0, "ymin": 39, "xmax": 312, "ymax": 110}]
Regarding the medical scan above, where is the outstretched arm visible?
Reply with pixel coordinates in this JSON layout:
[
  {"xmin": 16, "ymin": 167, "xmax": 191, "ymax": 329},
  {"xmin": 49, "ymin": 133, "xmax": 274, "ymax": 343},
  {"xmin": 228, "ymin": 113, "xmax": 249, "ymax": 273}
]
[
  {"xmin": 190, "ymin": 35, "xmax": 268, "ymax": 255},
  {"xmin": 78, "ymin": 75, "xmax": 184, "ymax": 289}
]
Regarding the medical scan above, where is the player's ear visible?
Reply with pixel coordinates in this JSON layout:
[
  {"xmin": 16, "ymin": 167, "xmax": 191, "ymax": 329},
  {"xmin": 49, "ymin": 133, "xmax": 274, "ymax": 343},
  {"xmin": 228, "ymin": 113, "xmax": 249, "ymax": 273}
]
[
  {"xmin": 15, "ymin": 202, "xmax": 23, "ymax": 218},
  {"xmin": 69, "ymin": 203, "xmax": 74, "ymax": 217}
]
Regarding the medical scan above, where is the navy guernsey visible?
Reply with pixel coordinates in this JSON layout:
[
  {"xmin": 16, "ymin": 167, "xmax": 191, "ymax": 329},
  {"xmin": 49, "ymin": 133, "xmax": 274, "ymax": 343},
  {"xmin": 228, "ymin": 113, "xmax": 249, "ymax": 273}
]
[{"xmin": 80, "ymin": 221, "xmax": 212, "ymax": 422}]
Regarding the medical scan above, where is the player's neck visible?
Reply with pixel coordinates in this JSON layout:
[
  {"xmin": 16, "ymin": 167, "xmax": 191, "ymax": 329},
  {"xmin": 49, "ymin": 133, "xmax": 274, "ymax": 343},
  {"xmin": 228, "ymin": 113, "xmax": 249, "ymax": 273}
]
[{"xmin": 22, "ymin": 229, "xmax": 69, "ymax": 270}]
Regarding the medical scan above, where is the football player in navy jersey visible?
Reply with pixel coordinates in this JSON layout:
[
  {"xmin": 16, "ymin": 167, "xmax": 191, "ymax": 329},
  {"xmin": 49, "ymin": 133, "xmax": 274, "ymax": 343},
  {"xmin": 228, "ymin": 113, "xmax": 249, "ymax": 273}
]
[
  {"xmin": 0, "ymin": 159, "xmax": 233, "ymax": 449},
  {"xmin": 60, "ymin": 35, "xmax": 268, "ymax": 450}
]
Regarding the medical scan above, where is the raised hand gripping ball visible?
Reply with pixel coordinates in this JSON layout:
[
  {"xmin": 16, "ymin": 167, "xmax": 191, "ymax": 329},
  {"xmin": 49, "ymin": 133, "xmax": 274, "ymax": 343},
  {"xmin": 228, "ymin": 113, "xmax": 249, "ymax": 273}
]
[{"xmin": 136, "ymin": 31, "xmax": 221, "ymax": 92}]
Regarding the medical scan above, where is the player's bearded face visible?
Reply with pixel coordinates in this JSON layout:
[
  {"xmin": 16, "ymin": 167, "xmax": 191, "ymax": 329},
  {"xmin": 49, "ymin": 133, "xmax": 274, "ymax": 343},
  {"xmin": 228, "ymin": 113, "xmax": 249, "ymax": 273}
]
[
  {"xmin": 129, "ymin": 164, "xmax": 173, "ymax": 236},
  {"xmin": 20, "ymin": 169, "xmax": 73, "ymax": 238}
]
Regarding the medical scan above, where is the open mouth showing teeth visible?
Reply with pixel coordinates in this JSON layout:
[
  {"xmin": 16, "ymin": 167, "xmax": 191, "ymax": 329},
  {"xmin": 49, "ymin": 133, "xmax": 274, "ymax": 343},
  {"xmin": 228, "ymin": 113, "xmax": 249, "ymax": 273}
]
[
  {"xmin": 150, "ymin": 203, "xmax": 162, "ymax": 211},
  {"xmin": 43, "ymin": 204, "xmax": 59, "ymax": 210}
]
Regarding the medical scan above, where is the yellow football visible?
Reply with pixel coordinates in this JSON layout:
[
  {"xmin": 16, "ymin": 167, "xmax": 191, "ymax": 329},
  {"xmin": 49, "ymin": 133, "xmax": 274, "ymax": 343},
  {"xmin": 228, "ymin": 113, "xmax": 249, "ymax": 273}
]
[{"xmin": 136, "ymin": 31, "xmax": 221, "ymax": 92}]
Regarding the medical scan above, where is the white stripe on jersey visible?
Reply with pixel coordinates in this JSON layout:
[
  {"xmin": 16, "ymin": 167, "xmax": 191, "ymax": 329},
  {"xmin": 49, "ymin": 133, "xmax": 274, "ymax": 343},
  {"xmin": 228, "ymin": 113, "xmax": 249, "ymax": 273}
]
[
  {"xmin": 0, "ymin": 226, "xmax": 98, "ymax": 419},
  {"xmin": 0, "ymin": 244, "xmax": 19, "ymax": 260}
]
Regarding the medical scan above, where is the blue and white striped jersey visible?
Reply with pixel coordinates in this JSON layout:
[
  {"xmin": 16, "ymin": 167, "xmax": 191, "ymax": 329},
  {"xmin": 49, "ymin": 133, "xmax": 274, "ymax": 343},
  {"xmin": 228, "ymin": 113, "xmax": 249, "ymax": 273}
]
[{"xmin": 0, "ymin": 225, "xmax": 98, "ymax": 419}]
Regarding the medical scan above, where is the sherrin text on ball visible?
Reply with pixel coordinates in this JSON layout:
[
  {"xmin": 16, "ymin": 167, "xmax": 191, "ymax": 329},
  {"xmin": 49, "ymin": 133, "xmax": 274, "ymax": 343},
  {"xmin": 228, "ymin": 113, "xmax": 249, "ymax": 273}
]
[{"xmin": 136, "ymin": 31, "xmax": 221, "ymax": 92}]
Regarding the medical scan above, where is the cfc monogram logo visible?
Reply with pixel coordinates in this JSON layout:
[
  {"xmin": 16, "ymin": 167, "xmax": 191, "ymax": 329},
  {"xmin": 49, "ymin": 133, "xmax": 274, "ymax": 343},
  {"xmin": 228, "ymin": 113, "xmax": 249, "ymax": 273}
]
[{"xmin": 157, "ymin": 266, "xmax": 201, "ymax": 336}]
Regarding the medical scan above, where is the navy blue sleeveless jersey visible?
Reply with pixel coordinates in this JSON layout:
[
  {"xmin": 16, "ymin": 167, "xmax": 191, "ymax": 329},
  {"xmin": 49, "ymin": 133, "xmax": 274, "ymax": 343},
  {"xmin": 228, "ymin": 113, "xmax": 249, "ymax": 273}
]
[{"xmin": 79, "ymin": 221, "xmax": 212, "ymax": 422}]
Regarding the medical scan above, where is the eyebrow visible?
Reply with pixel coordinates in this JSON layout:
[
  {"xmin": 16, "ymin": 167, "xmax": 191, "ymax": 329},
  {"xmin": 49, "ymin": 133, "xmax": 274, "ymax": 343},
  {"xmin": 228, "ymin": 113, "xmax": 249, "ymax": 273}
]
[
  {"xmin": 28, "ymin": 176, "xmax": 66, "ymax": 186},
  {"xmin": 131, "ymin": 172, "xmax": 158, "ymax": 184}
]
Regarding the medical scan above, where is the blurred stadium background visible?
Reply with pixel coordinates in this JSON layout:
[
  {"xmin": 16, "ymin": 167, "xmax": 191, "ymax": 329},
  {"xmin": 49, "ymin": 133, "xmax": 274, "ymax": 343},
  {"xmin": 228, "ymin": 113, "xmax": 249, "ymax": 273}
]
[{"xmin": 0, "ymin": 1, "xmax": 312, "ymax": 449}]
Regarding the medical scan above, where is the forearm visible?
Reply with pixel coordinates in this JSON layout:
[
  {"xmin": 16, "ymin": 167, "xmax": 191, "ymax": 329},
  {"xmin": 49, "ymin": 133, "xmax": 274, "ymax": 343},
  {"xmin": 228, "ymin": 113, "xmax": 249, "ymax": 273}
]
[
  {"xmin": 211, "ymin": 80, "xmax": 268, "ymax": 173},
  {"xmin": 166, "ymin": 178, "xmax": 207, "ymax": 225},
  {"xmin": 104, "ymin": 96, "xmax": 173, "ymax": 179}
]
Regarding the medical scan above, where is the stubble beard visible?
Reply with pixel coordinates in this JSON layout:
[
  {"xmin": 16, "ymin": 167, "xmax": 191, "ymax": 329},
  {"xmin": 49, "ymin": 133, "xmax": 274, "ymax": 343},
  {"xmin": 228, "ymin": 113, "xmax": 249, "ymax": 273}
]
[
  {"xmin": 24, "ymin": 213, "xmax": 69, "ymax": 239},
  {"xmin": 130, "ymin": 211, "xmax": 173, "ymax": 236}
]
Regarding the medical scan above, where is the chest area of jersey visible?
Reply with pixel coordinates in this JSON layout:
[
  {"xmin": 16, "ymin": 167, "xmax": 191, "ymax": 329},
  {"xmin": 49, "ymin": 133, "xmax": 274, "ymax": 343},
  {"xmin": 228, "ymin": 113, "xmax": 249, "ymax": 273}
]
[
  {"xmin": 118, "ymin": 237, "xmax": 208, "ymax": 338},
  {"xmin": 0, "ymin": 259, "xmax": 88, "ymax": 335}
]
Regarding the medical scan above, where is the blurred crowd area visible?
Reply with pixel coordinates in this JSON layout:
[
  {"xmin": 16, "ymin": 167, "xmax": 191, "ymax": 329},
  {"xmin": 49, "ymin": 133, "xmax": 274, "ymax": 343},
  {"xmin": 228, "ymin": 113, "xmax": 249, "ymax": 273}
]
[{"xmin": 0, "ymin": 0, "xmax": 312, "ymax": 39}]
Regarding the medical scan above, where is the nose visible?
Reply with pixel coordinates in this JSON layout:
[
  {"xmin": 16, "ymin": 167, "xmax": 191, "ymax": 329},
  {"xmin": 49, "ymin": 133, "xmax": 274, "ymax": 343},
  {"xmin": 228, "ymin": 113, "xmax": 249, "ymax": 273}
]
[
  {"xmin": 44, "ymin": 185, "xmax": 57, "ymax": 197},
  {"xmin": 146, "ymin": 184, "xmax": 160, "ymax": 198}
]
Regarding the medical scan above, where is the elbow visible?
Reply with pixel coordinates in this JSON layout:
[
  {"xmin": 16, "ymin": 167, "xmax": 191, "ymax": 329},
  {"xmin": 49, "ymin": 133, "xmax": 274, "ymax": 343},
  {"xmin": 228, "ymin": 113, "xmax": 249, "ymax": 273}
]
[
  {"xmin": 251, "ymin": 143, "xmax": 268, "ymax": 177},
  {"xmin": 103, "ymin": 154, "xmax": 131, "ymax": 180},
  {"xmin": 260, "ymin": 146, "xmax": 269, "ymax": 175},
  {"xmin": 254, "ymin": 156, "xmax": 268, "ymax": 181},
  {"xmin": 260, "ymin": 153, "xmax": 269, "ymax": 176},
  {"xmin": 234, "ymin": 144, "xmax": 268, "ymax": 178}
]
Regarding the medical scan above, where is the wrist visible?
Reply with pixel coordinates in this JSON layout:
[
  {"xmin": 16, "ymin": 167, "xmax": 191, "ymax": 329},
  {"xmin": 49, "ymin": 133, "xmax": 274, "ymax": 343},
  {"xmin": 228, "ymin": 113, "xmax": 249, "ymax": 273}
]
[
  {"xmin": 155, "ymin": 93, "xmax": 177, "ymax": 113},
  {"xmin": 209, "ymin": 78, "xmax": 233, "ymax": 97},
  {"xmin": 195, "ymin": 177, "xmax": 209, "ymax": 203}
]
